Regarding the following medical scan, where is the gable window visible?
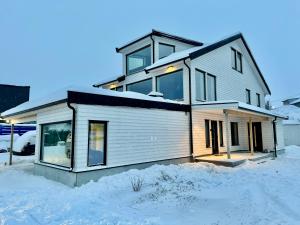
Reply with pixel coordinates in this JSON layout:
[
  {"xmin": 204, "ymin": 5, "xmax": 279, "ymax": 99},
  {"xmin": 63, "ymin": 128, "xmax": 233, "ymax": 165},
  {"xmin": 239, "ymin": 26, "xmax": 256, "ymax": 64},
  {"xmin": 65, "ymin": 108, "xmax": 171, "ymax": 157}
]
[
  {"xmin": 246, "ymin": 89, "xmax": 251, "ymax": 104},
  {"xmin": 256, "ymin": 93, "xmax": 261, "ymax": 107},
  {"xmin": 88, "ymin": 121, "xmax": 107, "ymax": 166},
  {"xmin": 231, "ymin": 48, "xmax": 243, "ymax": 73},
  {"xmin": 126, "ymin": 45, "xmax": 151, "ymax": 75},
  {"xmin": 231, "ymin": 122, "xmax": 239, "ymax": 146},
  {"xmin": 159, "ymin": 43, "xmax": 175, "ymax": 59},
  {"xmin": 126, "ymin": 79, "xmax": 152, "ymax": 95},
  {"xmin": 156, "ymin": 70, "xmax": 183, "ymax": 101},
  {"xmin": 40, "ymin": 121, "xmax": 72, "ymax": 167},
  {"xmin": 195, "ymin": 69, "xmax": 206, "ymax": 101},
  {"xmin": 205, "ymin": 119, "xmax": 210, "ymax": 148},
  {"xmin": 219, "ymin": 121, "xmax": 224, "ymax": 147},
  {"xmin": 207, "ymin": 74, "xmax": 217, "ymax": 101}
]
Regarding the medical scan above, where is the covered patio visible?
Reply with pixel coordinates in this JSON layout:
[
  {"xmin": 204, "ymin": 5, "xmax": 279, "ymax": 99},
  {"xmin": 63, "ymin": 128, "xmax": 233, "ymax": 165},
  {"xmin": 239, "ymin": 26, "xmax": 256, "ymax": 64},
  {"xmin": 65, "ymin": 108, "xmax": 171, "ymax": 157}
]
[{"xmin": 192, "ymin": 101, "xmax": 286, "ymax": 166}]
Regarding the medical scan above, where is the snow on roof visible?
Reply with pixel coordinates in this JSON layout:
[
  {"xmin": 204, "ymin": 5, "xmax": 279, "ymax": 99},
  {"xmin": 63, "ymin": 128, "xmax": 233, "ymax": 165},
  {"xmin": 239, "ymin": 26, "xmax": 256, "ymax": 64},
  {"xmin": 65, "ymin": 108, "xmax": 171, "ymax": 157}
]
[
  {"xmin": 1, "ymin": 86, "xmax": 182, "ymax": 117},
  {"xmin": 272, "ymin": 105, "xmax": 300, "ymax": 121},
  {"xmin": 290, "ymin": 98, "xmax": 300, "ymax": 105},
  {"xmin": 282, "ymin": 120, "xmax": 300, "ymax": 125},
  {"xmin": 145, "ymin": 45, "xmax": 206, "ymax": 71},
  {"xmin": 195, "ymin": 100, "xmax": 285, "ymax": 118}
]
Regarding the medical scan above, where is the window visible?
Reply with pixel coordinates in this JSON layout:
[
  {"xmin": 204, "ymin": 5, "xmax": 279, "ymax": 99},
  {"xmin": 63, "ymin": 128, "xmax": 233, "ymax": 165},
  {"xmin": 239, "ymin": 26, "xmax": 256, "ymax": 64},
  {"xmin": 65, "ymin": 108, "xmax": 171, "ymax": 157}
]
[
  {"xmin": 219, "ymin": 121, "xmax": 224, "ymax": 147},
  {"xmin": 40, "ymin": 121, "xmax": 72, "ymax": 167},
  {"xmin": 195, "ymin": 69, "xmax": 206, "ymax": 101},
  {"xmin": 231, "ymin": 48, "xmax": 242, "ymax": 73},
  {"xmin": 159, "ymin": 43, "xmax": 175, "ymax": 59},
  {"xmin": 205, "ymin": 119, "xmax": 210, "ymax": 148},
  {"xmin": 231, "ymin": 122, "xmax": 239, "ymax": 146},
  {"xmin": 88, "ymin": 121, "xmax": 107, "ymax": 166},
  {"xmin": 126, "ymin": 45, "xmax": 151, "ymax": 75},
  {"xmin": 246, "ymin": 89, "xmax": 251, "ymax": 104},
  {"xmin": 256, "ymin": 93, "xmax": 261, "ymax": 107},
  {"xmin": 207, "ymin": 74, "xmax": 216, "ymax": 101},
  {"xmin": 111, "ymin": 86, "xmax": 123, "ymax": 92},
  {"xmin": 126, "ymin": 79, "xmax": 152, "ymax": 95},
  {"xmin": 156, "ymin": 70, "xmax": 183, "ymax": 100}
]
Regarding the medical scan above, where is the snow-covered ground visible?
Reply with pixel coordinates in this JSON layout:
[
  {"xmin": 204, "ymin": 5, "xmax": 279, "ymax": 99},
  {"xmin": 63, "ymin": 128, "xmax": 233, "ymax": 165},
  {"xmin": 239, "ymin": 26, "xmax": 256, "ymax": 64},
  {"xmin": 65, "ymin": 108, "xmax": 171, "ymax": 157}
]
[{"xmin": 1, "ymin": 146, "xmax": 300, "ymax": 225}]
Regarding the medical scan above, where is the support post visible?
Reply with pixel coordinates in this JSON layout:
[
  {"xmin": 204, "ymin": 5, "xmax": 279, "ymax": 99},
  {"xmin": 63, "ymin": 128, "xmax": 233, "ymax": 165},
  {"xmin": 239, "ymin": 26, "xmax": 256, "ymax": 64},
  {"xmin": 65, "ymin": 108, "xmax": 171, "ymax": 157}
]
[
  {"xmin": 224, "ymin": 110, "xmax": 231, "ymax": 159},
  {"xmin": 9, "ymin": 123, "xmax": 14, "ymax": 165},
  {"xmin": 249, "ymin": 118, "xmax": 254, "ymax": 156}
]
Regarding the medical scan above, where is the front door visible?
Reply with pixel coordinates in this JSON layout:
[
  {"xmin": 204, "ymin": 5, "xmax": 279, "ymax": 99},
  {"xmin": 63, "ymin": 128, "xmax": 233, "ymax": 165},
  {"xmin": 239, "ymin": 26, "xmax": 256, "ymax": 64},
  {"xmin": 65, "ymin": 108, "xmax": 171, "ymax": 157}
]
[
  {"xmin": 252, "ymin": 122, "xmax": 263, "ymax": 152},
  {"xmin": 211, "ymin": 120, "xmax": 219, "ymax": 155}
]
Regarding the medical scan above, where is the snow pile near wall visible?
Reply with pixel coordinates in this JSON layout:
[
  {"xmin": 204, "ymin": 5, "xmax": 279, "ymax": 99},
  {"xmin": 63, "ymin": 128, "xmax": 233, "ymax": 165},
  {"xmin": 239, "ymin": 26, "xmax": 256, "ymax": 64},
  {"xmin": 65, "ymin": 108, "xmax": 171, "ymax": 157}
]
[
  {"xmin": 13, "ymin": 130, "xmax": 36, "ymax": 153},
  {"xmin": 272, "ymin": 105, "xmax": 300, "ymax": 124},
  {"xmin": 0, "ymin": 134, "xmax": 19, "ymax": 151}
]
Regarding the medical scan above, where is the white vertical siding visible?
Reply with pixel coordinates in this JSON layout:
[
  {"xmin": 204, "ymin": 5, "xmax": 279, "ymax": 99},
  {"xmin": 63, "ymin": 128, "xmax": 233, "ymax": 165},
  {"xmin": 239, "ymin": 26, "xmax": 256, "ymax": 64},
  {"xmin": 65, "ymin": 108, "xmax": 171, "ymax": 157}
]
[
  {"xmin": 74, "ymin": 104, "xmax": 190, "ymax": 172},
  {"xmin": 283, "ymin": 124, "xmax": 300, "ymax": 146},
  {"xmin": 276, "ymin": 119, "xmax": 285, "ymax": 149}
]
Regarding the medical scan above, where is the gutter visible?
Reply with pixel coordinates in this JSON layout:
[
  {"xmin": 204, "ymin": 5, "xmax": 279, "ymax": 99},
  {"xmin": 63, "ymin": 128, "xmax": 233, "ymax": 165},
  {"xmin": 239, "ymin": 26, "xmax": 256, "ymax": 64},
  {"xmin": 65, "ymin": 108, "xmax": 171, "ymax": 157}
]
[
  {"xmin": 183, "ymin": 59, "xmax": 194, "ymax": 157},
  {"xmin": 272, "ymin": 116, "xmax": 278, "ymax": 158},
  {"xmin": 67, "ymin": 96, "xmax": 76, "ymax": 171}
]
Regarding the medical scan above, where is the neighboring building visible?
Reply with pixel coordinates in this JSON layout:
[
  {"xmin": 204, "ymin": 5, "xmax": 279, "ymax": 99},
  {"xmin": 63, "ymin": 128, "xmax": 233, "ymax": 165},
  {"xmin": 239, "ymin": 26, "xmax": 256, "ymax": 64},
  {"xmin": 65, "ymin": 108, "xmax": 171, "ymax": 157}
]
[
  {"xmin": 282, "ymin": 96, "xmax": 300, "ymax": 107},
  {"xmin": 0, "ymin": 84, "xmax": 30, "ymax": 114},
  {"xmin": 2, "ymin": 30, "xmax": 285, "ymax": 186}
]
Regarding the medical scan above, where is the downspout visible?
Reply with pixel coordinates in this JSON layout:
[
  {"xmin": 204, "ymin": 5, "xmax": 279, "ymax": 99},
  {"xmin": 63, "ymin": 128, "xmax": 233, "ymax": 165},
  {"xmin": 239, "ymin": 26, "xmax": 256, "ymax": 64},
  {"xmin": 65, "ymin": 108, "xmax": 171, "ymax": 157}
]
[
  {"xmin": 150, "ymin": 35, "xmax": 155, "ymax": 64},
  {"xmin": 183, "ymin": 59, "xmax": 194, "ymax": 157},
  {"xmin": 67, "ymin": 100, "xmax": 76, "ymax": 171},
  {"xmin": 272, "ymin": 116, "xmax": 278, "ymax": 158}
]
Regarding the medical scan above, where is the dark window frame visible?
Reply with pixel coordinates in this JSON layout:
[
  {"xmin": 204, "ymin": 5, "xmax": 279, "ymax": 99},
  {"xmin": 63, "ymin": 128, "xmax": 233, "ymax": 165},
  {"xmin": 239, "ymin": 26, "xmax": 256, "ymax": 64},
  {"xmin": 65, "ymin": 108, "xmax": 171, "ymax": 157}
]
[
  {"xmin": 195, "ymin": 69, "xmax": 217, "ymax": 102},
  {"xmin": 256, "ymin": 93, "xmax": 261, "ymax": 107},
  {"xmin": 156, "ymin": 69, "xmax": 184, "ymax": 101},
  {"xmin": 39, "ymin": 120, "xmax": 72, "ymax": 168},
  {"xmin": 195, "ymin": 68, "xmax": 206, "ymax": 101},
  {"xmin": 126, "ymin": 44, "xmax": 152, "ymax": 76},
  {"xmin": 206, "ymin": 73, "xmax": 217, "ymax": 101},
  {"xmin": 126, "ymin": 78, "xmax": 152, "ymax": 94},
  {"xmin": 205, "ymin": 119, "xmax": 210, "ymax": 148},
  {"xmin": 87, "ymin": 120, "xmax": 108, "ymax": 167},
  {"xmin": 230, "ymin": 122, "xmax": 239, "ymax": 146},
  {"xmin": 219, "ymin": 121, "xmax": 224, "ymax": 147},
  {"xmin": 159, "ymin": 42, "xmax": 175, "ymax": 59},
  {"xmin": 231, "ymin": 47, "xmax": 243, "ymax": 73},
  {"xmin": 246, "ymin": 89, "xmax": 251, "ymax": 104}
]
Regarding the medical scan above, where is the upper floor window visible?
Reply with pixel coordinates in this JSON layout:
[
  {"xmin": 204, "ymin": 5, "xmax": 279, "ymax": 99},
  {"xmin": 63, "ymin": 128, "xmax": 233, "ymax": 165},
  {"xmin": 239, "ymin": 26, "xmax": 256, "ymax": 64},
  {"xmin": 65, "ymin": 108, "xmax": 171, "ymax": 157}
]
[
  {"xmin": 126, "ymin": 45, "xmax": 151, "ymax": 75},
  {"xmin": 159, "ymin": 43, "xmax": 175, "ymax": 59},
  {"xmin": 195, "ymin": 69, "xmax": 217, "ymax": 101},
  {"xmin": 126, "ymin": 78, "xmax": 152, "ymax": 95},
  {"xmin": 256, "ymin": 93, "xmax": 261, "ymax": 107},
  {"xmin": 111, "ymin": 86, "xmax": 123, "ymax": 92},
  {"xmin": 246, "ymin": 89, "xmax": 251, "ymax": 104},
  {"xmin": 156, "ymin": 70, "xmax": 183, "ymax": 101},
  {"xmin": 231, "ymin": 48, "xmax": 243, "ymax": 73}
]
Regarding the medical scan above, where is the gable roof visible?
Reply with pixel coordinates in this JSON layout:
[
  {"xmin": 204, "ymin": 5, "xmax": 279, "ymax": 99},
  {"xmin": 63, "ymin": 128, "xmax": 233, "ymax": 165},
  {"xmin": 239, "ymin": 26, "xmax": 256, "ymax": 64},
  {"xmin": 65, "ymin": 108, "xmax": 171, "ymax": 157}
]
[
  {"xmin": 116, "ymin": 29, "xmax": 203, "ymax": 52},
  {"xmin": 145, "ymin": 32, "xmax": 271, "ymax": 95}
]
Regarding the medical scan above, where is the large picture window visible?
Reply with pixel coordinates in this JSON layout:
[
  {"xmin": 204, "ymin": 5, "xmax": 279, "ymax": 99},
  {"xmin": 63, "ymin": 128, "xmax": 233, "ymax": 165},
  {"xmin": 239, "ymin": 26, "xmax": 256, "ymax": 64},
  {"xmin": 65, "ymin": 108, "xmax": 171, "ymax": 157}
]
[
  {"xmin": 40, "ymin": 121, "xmax": 72, "ymax": 167},
  {"xmin": 231, "ymin": 122, "xmax": 239, "ymax": 146},
  {"xmin": 159, "ymin": 43, "xmax": 175, "ymax": 59},
  {"xmin": 126, "ymin": 79, "xmax": 152, "ymax": 95},
  {"xmin": 156, "ymin": 70, "xmax": 183, "ymax": 101},
  {"xmin": 195, "ymin": 69, "xmax": 206, "ymax": 101},
  {"xmin": 126, "ymin": 45, "xmax": 151, "ymax": 75},
  {"xmin": 88, "ymin": 121, "xmax": 107, "ymax": 166}
]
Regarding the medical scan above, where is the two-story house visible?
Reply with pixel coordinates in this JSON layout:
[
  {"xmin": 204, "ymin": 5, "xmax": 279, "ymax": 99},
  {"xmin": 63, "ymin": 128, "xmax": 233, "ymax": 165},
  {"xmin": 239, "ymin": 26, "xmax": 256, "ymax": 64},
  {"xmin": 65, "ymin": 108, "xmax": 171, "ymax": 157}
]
[{"xmin": 1, "ymin": 30, "xmax": 285, "ymax": 186}]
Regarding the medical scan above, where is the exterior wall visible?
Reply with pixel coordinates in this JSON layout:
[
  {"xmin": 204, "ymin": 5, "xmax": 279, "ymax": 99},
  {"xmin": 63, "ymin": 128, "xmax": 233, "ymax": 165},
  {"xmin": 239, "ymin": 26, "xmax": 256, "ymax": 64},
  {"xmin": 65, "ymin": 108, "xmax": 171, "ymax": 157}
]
[
  {"xmin": 192, "ymin": 110, "xmax": 275, "ymax": 156},
  {"xmin": 190, "ymin": 39, "xmax": 268, "ymax": 107},
  {"xmin": 283, "ymin": 124, "xmax": 300, "ymax": 146},
  {"xmin": 34, "ymin": 103, "xmax": 72, "ymax": 163},
  {"xmin": 276, "ymin": 120, "xmax": 285, "ymax": 149},
  {"xmin": 74, "ymin": 104, "xmax": 190, "ymax": 172}
]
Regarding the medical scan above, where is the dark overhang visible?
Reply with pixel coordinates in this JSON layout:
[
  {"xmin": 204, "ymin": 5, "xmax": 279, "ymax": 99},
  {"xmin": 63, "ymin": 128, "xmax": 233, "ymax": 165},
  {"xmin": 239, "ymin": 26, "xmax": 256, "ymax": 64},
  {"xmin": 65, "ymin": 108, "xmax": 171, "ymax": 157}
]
[
  {"xmin": 68, "ymin": 91, "xmax": 190, "ymax": 112},
  {"xmin": 116, "ymin": 29, "xmax": 203, "ymax": 53},
  {"xmin": 93, "ymin": 75, "xmax": 126, "ymax": 88}
]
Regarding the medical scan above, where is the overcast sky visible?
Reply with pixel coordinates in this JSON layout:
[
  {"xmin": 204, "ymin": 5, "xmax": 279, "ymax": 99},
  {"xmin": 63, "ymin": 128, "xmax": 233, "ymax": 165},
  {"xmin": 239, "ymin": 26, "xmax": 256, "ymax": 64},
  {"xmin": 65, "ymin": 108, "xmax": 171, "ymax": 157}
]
[{"xmin": 0, "ymin": 0, "xmax": 299, "ymax": 106}]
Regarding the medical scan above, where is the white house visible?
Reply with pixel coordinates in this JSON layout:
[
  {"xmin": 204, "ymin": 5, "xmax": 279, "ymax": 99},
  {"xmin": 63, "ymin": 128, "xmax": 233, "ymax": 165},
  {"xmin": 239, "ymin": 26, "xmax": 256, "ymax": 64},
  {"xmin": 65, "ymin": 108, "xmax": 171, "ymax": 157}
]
[{"xmin": 1, "ymin": 30, "xmax": 285, "ymax": 186}]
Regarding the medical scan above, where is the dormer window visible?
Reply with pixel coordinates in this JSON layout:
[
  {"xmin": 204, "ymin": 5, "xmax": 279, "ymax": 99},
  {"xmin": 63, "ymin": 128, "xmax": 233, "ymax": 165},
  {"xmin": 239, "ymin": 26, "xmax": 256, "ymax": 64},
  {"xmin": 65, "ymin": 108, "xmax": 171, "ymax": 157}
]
[
  {"xmin": 231, "ymin": 48, "xmax": 242, "ymax": 73},
  {"xmin": 126, "ymin": 45, "xmax": 151, "ymax": 75},
  {"xmin": 159, "ymin": 43, "xmax": 175, "ymax": 59}
]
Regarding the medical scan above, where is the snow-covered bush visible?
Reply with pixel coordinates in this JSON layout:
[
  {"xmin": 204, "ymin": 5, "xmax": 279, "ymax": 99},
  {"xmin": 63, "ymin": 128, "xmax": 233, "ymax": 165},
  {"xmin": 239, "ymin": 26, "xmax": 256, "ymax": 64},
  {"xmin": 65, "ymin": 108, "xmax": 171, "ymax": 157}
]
[{"xmin": 130, "ymin": 176, "xmax": 144, "ymax": 192}]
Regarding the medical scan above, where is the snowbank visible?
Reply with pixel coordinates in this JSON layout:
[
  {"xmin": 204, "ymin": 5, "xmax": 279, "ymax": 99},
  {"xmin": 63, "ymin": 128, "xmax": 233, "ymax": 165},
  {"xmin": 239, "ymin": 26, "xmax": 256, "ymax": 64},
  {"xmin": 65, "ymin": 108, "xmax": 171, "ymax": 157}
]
[{"xmin": 13, "ymin": 130, "xmax": 36, "ymax": 153}]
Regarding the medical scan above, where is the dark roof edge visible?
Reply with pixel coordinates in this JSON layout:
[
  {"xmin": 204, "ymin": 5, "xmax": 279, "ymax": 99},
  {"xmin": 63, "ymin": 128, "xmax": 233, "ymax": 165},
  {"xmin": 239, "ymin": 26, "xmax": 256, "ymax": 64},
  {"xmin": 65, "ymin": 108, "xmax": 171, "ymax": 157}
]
[
  {"xmin": 238, "ymin": 106, "xmax": 287, "ymax": 119},
  {"xmin": 0, "ymin": 84, "xmax": 30, "ymax": 88},
  {"xmin": 116, "ymin": 29, "xmax": 203, "ymax": 53},
  {"xmin": 1, "ymin": 99, "xmax": 67, "ymax": 119},
  {"xmin": 93, "ymin": 75, "xmax": 126, "ymax": 87},
  {"xmin": 189, "ymin": 33, "xmax": 271, "ymax": 95},
  {"xmin": 145, "ymin": 57, "xmax": 189, "ymax": 73},
  {"xmin": 68, "ymin": 91, "xmax": 190, "ymax": 112}
]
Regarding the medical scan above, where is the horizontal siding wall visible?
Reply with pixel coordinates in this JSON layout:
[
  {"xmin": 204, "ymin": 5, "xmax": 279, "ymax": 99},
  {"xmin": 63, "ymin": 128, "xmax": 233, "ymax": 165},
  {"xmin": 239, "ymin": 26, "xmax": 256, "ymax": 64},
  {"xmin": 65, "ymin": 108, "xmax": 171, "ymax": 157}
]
[
  {"xmin": 74, "ymin": 104, "xmax": 190, "ymax": 171},
  {"xmin": 193, "ymin": 110, "xmax": 275, "ymax": 156},
  {"xmin": 35, "ymin": 104, "xmax": 72, "ymax": 163}
]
